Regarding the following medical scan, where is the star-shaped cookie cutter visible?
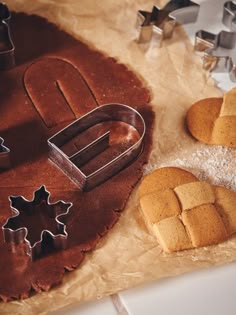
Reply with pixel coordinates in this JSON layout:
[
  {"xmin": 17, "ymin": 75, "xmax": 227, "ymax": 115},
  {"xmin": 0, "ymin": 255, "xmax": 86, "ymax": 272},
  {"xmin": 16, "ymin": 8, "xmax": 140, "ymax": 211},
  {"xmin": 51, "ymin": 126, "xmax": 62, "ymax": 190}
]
[
  {"xmin": 48, "ymin": 103, "xmax": 146, "ymax": 191},
  {"xmin": 137, "ymin": 0, "xmax": 200, "ymax": 47},
  {"xmin": 0, "ymin": 2, "xmax": 15, "ymax": 70},
  {"xmin": 2, "ymin": 186, "xmax": 72, "ymax": 260},
  {"xmin": 195, "ymin": 1, "xmax": 236, "ymax": 82},
  {"xmin": 0, "ymin": 137, "xmax": 10, "ymax": 169}
]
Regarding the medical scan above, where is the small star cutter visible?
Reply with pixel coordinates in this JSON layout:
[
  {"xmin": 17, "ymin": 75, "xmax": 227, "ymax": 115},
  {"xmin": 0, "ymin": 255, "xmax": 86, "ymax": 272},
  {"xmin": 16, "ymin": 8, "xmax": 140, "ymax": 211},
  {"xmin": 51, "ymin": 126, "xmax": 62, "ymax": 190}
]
[
  {"xmin": 0, "ymin": 2, "xmax": 15, "ymax": 70},
  {"xmin": 195, "ymin": 1, "xmax": 236, "ymax": 82},
  {"xmin": 0, "ymin": 137, "xmax": 10, "ymax": 169},
  {"xmin": 2, "ymin": 186, "xmax": 72, "ymax": 261},
  {"xmin": 137, "ymin": 0, "xmax": 200, "ymax": 47}
]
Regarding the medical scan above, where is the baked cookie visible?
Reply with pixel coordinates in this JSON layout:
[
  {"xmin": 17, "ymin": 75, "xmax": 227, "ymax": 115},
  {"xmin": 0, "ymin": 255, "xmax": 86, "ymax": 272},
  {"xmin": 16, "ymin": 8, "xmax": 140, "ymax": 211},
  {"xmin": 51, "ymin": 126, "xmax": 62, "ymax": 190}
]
[
  {"xmin": 139, "ymin": 167, "xmax": 236, "ymax": 252},
  {"xmin": 186, "ymin": 87, "xmax": 236, "ymax": 148}
]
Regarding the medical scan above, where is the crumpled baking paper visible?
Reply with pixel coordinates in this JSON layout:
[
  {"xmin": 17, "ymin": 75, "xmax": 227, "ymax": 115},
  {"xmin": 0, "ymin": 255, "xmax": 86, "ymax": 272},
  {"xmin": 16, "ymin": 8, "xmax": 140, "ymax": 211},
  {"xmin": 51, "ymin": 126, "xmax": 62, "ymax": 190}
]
[{"xmin": 1, "ymin": 0, "xmax": 236, "ymax": 314}]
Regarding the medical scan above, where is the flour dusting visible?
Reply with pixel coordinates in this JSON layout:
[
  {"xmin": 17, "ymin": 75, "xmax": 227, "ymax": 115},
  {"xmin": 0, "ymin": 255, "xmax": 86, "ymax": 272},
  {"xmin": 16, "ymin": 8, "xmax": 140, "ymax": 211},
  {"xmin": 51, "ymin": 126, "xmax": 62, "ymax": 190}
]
[{"xmin": 145, "ymin": 145, "xmax": 236, "ymax": 190}]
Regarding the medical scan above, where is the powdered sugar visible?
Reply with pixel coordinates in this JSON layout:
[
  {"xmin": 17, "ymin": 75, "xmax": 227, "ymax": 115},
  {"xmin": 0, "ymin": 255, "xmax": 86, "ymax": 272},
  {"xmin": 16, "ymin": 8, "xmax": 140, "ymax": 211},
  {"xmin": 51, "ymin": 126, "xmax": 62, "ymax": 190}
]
[{"xmin": 145, "ymin": 145, "xmax": 236, "ymax": 190}]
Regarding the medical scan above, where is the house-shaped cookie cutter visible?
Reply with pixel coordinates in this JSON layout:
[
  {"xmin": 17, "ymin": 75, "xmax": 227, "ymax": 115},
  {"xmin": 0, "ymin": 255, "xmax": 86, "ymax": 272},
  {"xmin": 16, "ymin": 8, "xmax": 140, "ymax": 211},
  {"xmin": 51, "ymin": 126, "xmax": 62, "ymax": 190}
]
[
  {"xmin": 0, "ymin": 3, "xmax": 15, "ymax": 70},
  {"xmin": 48, "ymin": 103, "xmax": 146, "ymax": 191}
]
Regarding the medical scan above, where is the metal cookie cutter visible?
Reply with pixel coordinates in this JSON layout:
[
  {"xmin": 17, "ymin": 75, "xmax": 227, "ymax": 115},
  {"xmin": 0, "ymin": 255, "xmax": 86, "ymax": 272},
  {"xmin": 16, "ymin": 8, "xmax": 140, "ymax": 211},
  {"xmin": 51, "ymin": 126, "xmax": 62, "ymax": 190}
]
[
  {"xmin": 137, "ymin": 0, "xmax": 200, "ymax": 47},
  {"xmin": 0, "ymin": 2, "xmax": 15, "ymax": 70},
  {"xmin": 48, "ymin": 103, "xmax": 146, "ymax": 191},
  {"xmin": 195, "ymin": 30, "xmax": 236, "ymax": 81},
  {"xmin": 223, "ymin": 1, "xmax": 236, "ymax": 31},
  {"xmin": 0, "ymin": 137, "xmax": 10, "ymax": 169},
  {"xmin": 2, "ymin": 186, "xmax": 72, "ymax": 260},
  {"xmin": 195, "ymin": 1, "xmax": 236, "ymax": 82}
]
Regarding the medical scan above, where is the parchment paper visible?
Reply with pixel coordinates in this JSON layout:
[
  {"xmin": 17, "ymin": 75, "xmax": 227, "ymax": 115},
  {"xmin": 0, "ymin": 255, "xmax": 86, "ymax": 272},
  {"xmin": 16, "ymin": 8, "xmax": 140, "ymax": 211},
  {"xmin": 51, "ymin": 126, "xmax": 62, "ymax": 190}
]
[{"xmin": 1, "ymin": 0, "xmax": 236, "ymax": 314}]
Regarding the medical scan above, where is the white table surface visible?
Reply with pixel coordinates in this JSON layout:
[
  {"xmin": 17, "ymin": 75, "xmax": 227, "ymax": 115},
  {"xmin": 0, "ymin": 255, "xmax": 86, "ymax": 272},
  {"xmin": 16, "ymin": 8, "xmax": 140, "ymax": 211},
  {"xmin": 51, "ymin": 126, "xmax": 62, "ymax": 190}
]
[{"xmin": 53, "ymin": 0, "xmax": 236, "ymax": 314}]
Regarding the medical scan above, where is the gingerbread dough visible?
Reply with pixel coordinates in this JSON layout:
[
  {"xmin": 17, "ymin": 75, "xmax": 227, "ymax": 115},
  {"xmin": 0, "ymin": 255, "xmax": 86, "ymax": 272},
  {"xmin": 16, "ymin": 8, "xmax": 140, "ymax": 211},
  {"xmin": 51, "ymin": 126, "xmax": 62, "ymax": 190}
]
[{"xmin": 0, "ymin": 13, "xmax": 154, "ymax": 301}]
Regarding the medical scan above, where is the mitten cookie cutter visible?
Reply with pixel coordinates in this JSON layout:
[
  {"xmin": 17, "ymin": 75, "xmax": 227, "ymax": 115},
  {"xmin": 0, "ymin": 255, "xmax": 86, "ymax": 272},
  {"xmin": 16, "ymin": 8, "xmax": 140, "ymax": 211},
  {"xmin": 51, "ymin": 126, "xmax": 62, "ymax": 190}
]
[
  {"xmin": 48, "ymin": 103, "xmax": 146, "ymax": 191},
  {"xmin": 195, "ymin": 1, "xmax": 236, "ymax": 82},
  {"xmin": 2, "ymin": 186, "xmax": 72, "ymax": 260},
  {"xmin": 0, "ymin": 137, "xmax": 10, "ymax": 169},
  {"xmin": 0, "ymin": 3, "xmax": 15, "ymax": 70},
  {"xmin": 137, "ymin": 0, "xmax": 200, "ymax": 47}
]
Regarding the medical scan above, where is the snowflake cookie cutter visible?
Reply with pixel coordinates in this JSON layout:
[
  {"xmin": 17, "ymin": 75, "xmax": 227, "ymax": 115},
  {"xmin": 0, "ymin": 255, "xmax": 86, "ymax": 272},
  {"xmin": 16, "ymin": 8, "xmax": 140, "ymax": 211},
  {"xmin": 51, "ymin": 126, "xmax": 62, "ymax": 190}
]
[
  {"xmin": 2, "ymin": 186, "xmax": 72, "ymax": 260},
  {"xmin": 195, "ymin": 1, "xmax": 236, "ymax": 82},
  {"xmin": 137, "ymin": 0, "xmax": 200, "ymax": 47},
  {"xmin": 0, "ymin": 2, "xmax": 15, "ymax": 70},
  {"xmin": 0, "ymin": 137, "xmax": 10, "ymax": 169},
  {"xmin": 48, "ymin": 103, "xmax": 146, "ymax": 191}
]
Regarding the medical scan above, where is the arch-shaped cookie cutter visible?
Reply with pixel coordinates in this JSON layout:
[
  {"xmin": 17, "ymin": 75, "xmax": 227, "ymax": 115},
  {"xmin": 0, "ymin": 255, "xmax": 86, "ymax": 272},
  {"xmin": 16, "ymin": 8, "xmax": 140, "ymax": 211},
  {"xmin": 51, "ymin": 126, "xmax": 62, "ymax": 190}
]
[{"xmin": 48, "ymin": 103, "xmax": 146, "ymax": 191}]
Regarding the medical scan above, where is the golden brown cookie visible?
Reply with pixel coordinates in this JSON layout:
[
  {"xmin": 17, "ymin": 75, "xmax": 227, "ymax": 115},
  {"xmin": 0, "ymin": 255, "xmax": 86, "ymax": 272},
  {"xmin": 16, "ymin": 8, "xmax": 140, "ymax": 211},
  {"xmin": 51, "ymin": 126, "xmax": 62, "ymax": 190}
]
[
  {"xmin": 174, "ymin": 181, "xmax": 215, "ymax": 210},
  {"xmin": 181, "ymin": 204, "xmax": 228, "ymax": 247},
  {"xmin": 154, "ymin": 216, "xmax": 192, "ymax": 252},
  {"xmin": 140, "ymin": 189, "xmax": 181, "ymax": 224},
  {"xmin": 139, "ymin": 167, "xmax": 236, "ymax": 252},
  {"xmin": 214, "ymin": 186, "xmax": 236, "ymax": 235},
  {"xmin": 186, "ymin": 88, "xmax": 236, "ymax": 148},
  {"xmin": 139, "ymin": 167, "xmax": 197, "ymax": 198}
]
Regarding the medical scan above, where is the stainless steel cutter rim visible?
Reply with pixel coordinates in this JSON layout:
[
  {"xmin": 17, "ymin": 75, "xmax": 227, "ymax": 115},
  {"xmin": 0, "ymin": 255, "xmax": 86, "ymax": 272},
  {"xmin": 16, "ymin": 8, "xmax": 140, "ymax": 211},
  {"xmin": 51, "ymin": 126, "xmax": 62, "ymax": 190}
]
[
  {"xmin": 0, "ymin": 137, "xmax": 10, "ymax": 169},
  {"xmin": 50, "ymin": 104, "xmax": 145, "ymax": 179},
  {"xmin": 2, "ymin": 185, "xmax": 72, "ymax": 260},
  {"xmin": 194, "ymin": 1, "xmax": 236, "ymax": 81},
  {"xmin": 48, "ymin": 103, "xmax": 146, "ymax": 190},
  {"xmin": 195, "ymin": 29, "xmax": 236, "ymax": 81},
  {"xmin": 0, "ymin": 2, "xmax": 15, "ymax": 68},
  {"xmin": 223, "ymin": 1, "xmax": 236, "ymax": 31},
  {"xmin": 137, "ymin": 1, "xmax": 200, "ymax": 45},
  {"xmin": 0, "ymin": 137, "xmax": 10, "ymax": 154},
  {"xmin": 137, "ymin": 7, "xmax": 175, "ymax": 40}
]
